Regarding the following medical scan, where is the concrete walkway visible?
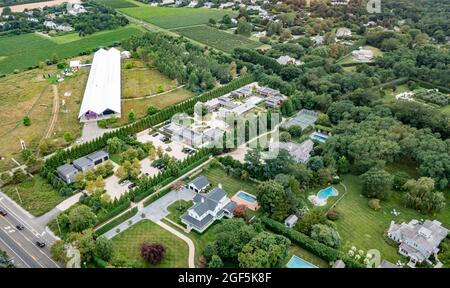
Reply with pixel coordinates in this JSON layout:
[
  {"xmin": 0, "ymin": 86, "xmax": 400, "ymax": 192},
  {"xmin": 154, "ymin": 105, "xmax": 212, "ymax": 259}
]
[{"xmin": 157, "ymin": 220, "xmax": 195, "ymax": 268}]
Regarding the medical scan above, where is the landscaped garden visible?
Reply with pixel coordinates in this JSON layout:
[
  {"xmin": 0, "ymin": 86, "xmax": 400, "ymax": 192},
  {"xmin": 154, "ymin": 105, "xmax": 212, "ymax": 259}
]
[{"xmin": 112, "ymin": 219, "xmax": 189, "ymax": 268}]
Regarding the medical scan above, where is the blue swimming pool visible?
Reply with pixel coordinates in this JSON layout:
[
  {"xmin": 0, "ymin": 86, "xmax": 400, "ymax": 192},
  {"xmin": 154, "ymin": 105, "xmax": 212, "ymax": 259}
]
[
  {"xmin": 310, "ymin": 132, "xmax": 329, "ymax": 143},
  {"xmin": 236, "ymin": 192, "xmax": 257, "ymax": 203},
  {"xmin": 287, "ymin": 255, "xmax": 317, "ymax": 268},
  {"xmin": 317, "ymin": 186, "xmax": 338, "ymax": 199}
]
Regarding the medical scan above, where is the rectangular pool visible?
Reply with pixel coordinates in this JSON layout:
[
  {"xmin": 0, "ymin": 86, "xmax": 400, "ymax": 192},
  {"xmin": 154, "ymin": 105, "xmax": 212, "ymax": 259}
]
[
  {"xmin": 286, "ymin": 255, "xmax": 318, "ymax": 268},
  {"xmin": 236, "ymin": 192, "xmax": 257, "ymax": 203},
  {"xmin": 310, "ymin": 132, "xmax": 329, "ymax": 143}
]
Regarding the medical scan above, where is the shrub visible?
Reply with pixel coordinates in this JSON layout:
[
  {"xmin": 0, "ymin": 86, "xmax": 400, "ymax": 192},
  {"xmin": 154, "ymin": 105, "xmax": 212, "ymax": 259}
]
[
  {"xmin": 22, "ymin": 116, "xmax": 31, "ymax": 126},
  {"xmin": 12, "ymin": 169, "xmax": 27, "ymax": 184},
  {"xmin": 368, "ymin": 199, "xmax": 381, "ymax": 210},
  {"xmin": 327, "ymin": 209, "xmax": 340, "ymax": 221},
  {"xmin": 141, "ymin": 243, "xmax": 166, "ymax": 265}
]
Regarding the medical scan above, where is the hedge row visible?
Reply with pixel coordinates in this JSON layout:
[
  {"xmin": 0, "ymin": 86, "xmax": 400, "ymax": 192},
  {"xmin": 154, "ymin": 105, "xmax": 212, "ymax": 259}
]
[
  {"xmin": 95, "ymin": 207, "xmax": 138, "ymax": 236},
  {"xmin": 261, "ymin": 217, "xmax": 365, "ymax": 268},
  {"xmin": 143, "ymin": 187, "xmax": 172, "ymax": 207},
  {"xmin": 96, "ymin": 200, "xmax": 131, "ymax": 225}
]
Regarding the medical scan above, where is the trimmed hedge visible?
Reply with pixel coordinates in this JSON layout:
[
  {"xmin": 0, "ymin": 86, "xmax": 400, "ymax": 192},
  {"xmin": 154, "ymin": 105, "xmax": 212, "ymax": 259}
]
[
  {"xmin": 143, "ymin": 187, "xmax": 172, "ymax": 207},
  {"xmin": 261, "ymin": 217, "xmax": 365, "ymax": 268},
  {"xmin": 95, "ymin": 207, "xmax": 138, "ymax": 236},
  {"xmin": 96, "ymin": 200, "xmax": 131, "ymax": 225}
]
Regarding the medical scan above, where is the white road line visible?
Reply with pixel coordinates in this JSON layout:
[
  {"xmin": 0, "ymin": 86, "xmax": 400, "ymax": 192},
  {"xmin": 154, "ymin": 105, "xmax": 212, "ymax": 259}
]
[
  {"xmin": 0, "ymin": 203, "xmax": 40, "ymax": 236},
  {"xmin": 0, "ymin": 235, "xmax": 32, "ymax": 268}
]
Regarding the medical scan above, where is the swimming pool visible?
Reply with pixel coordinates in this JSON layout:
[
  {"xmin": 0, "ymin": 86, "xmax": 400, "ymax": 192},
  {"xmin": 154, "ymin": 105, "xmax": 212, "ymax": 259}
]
[
  {"xmin": 286, "ymin": 255, "xmax": 317, "ymax": 268},
  {"xmin": 236, "ymin": 192, "xmax": 257, "ymax": 203},
  {"xmin": 308, "ymin": 186, "xmax": 338, "ymax": 206},
  {"xmin": 310, "ymin": 132, "xmax": 329, "ymax": 143}
]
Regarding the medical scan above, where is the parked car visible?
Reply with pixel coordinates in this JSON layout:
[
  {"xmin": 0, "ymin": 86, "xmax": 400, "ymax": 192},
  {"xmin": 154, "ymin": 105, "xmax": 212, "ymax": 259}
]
[
  {"xmin": 119, "ymin": 180, "xmax": 131, "ymax": 186},
  {"xmin": 128, "ymin": 183, "xmax": 136, "ymax": 189},
  {"xmin": 0, "ymin": 209, "xmax": 7, "ymax": 216},
  {"xmin": 152, "ymin": 132, "xmax": 159, "ymax": 137},
  {"xmin": 36, "ymin": 241, "xmax": 46, "ymax": 248},
  {"xmin": 16, "ymin": 224, "xmax": 25, "ymax": 231}
]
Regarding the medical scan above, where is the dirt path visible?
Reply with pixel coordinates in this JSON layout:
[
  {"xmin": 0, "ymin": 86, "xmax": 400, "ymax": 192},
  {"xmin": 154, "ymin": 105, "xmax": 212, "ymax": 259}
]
[
  {"xmin": 121, "ymin": 85, "xmax": 186, "ymax": 101},
  {"xmin": 44, "ymin": 84, "xmax": 59, "ymax": 139}
]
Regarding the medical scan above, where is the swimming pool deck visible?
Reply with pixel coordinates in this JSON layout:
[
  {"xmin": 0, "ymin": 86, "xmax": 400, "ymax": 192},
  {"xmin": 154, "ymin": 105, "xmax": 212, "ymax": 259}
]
[
  {"xmin": 308, "ymin": 186, "xmax": 339, "ymax": 207},
  {"xmin": 231, "ymin": 191, "xmax": 260, "ymax": 211}
]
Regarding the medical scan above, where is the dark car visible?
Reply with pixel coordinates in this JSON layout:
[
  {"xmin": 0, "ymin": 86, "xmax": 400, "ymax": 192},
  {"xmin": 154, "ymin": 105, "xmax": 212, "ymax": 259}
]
[
  {"xmin": 0, "ymin": 209, "xmax": 7, "ymax": 216},
  {"xmin": 36, "ymin": 241, "xmax": 46, "ymax": 248},
  {"xmin": 16, "ymin": 224, "xmax": 25, "ymax": 231},
  {"xmin": 152, "ymin": 132, "xmax": 159, "ymax": 137},
  {"xmin": 128, "ymin": 183, "xmax": 136, "ymax": 189}
]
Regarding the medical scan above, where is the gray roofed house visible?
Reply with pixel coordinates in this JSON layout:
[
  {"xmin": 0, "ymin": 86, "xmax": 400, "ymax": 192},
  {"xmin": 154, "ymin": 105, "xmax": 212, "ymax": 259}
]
[
  {"xmin": 181, "ymin": 186, "xmax": 236, "ymax": 233},
  {"xmin": 73, "ymin": 156, "xmax": 94, "ymax": 172},
  {"xmin": 270, "ymin": 139, "xmax": 314, "ymax": 163},
  {"xmin": 230, "ymin": 85, "xmax": 253, "ymax": 98},
  {"xmin": 257, "ymin": 86, "xmax": 280, "ymax": 98},
  {"xmin": 387, "ymin": 219, "xmax": 448, "ymax": 267},
  {"xmin": 265, "ymin": 95, "xmax": 287, "ymax": 108},
  {"xmin": 73, "ymin": 150, "xmax": 109, "ymax": 171},
  {"xmin": 56, "ymin": 164, "xmax": 79, "ymax": 184},
  {"xmin": 187, "ymin": 176, "xmax": 210, "ymax": 193}
]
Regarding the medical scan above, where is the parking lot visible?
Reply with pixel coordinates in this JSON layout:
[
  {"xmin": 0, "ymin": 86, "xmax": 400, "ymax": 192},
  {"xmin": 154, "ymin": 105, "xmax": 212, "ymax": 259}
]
[
  {"xmin": 136, "ymin": 129, "xmax": 193, "ymax": 161},
  {"xmin": 140, "ymin": 158, "xmax": 161, "ymax": 178},
  {"xmin": 104, "ymin": 175, "xmax": 131, "ymax": 200}
]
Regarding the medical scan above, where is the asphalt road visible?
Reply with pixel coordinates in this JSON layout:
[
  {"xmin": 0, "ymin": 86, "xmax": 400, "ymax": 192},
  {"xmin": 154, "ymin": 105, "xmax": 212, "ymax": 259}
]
[{"xmin": 0, "ymin": 206, "xmax": 61, "ymax": 268}]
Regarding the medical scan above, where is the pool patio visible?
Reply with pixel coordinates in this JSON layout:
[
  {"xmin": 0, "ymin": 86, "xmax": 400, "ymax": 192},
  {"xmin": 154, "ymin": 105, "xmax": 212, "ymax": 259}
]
[
  {"xmin": 231, "ymin": 191, "xmax": 260, "ymax": 211},
  {"xmin": 308, "ymin": 186, "xmax": 339, "ymax": 206},
  {"xmin": 286, "ymin": 255, "xmax": 318, "ymax": 268}
]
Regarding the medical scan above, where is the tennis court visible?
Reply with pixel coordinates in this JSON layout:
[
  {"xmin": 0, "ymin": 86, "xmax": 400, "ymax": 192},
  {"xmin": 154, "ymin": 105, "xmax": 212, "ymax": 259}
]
[{"xmin": 282, "ymin": 109, "xmax": 319, "ymax": 129}]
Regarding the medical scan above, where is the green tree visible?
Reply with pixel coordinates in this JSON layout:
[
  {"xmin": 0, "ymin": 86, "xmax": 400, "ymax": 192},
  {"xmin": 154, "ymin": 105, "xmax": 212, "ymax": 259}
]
[
  {"xmin": 236, "ymin": 17, "xmax": 252, "ymax": 37},
  {"xmin": 22, "ymin": 116, "xmax": 31, "ymax": 126},
  {"xmin": 12, "ymin": 169, "xmax": 27, "ymax": 184},
  {"xmin": 0, "ymin": 250, "xmax": 14, "ymax": 268},
  {"xmin": 63, "ymin": 132, "xmax": 73, "ymax": 142},
  {"xmin": 287, "ymin": 125, "xmax": 302, "ymax": 137},
  {"xmin": 360, "ymin": 168, "xmax": 393, "ymax": 200},
  {"xmin": 94, "ymin": 236, "xmax": 114, "ymax": 262},
  {"xmin": 310, "ymin": 224, "xmax": 341, "ymax": 248},
  {"xmin": 403, "ymin": 177, "xmax": 446, "ymax": 214},
  {"xmin": 208, "ymin": 255, "xmax": 224, "ymax": 268},
  {"xmin": 128, "ymin": 110, "xmax": 136, "ymax": 123},
  {"xmin": 68, "ymin": 205, "xmax": 97, "ymax": 232},
  {"xmin": 50, "ymin": 240, "xmax": 68, "ymax": 263},
  {"xmin": 213, "ymin": 218, "xmax": 257, "ymax": 260},
  {"xmin": 257, "ymin": 180, "xmax": 291, "ymax": 221},
  {"xmin": 295, "ymin": 208, "xmax": 327, "ymax": 235}
]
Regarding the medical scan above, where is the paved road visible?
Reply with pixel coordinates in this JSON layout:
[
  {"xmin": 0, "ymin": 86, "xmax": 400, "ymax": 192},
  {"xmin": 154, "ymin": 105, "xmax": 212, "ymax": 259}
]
[{"xmin": 0, "ymin": 207, "xmax": 61, "ymax": 268}]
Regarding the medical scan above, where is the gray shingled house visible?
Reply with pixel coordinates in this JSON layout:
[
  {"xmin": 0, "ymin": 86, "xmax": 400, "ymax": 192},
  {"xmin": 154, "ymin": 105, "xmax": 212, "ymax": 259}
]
[
  {"xmin": 187, "ymin": 176, "xmax": 210, "ymax": 193},
  {"xmin": 56, "ymin": 164, "xmax": 79, "ymax": 184},
  {"xmin": 387, "ymin": 219, "xmax": 448, "ymax": 267},
  {"xmin": 181, "ymin": 187, "xmax": 237, "ymax": 233},
  {"xmin": 73, "ymin": 150, "xmax": 109, "ymax": 172}
]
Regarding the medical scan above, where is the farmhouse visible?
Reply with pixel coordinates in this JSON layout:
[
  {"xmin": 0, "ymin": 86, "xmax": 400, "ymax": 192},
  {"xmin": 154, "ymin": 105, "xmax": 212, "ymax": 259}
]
[
  {"xmin": 78, "ymin": 48, "xmax": 121, "ymax": 122},
  {"xmin": 271, "ymin": 139, "xmax": 315, "ymax": 163},
  {"xmin": 387, "ymin": 219, "xmax": 448, "ymax": 267},
  {"xmin": 181, "ymin": 187, "xmax": 237, "ymax": 233}
]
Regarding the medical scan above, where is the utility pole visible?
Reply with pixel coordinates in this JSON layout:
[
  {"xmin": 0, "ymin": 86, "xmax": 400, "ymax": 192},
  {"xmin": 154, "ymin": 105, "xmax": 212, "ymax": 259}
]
[{"xmin": 15, "ymin": 188, "xmax": 23, "ymax": 204}]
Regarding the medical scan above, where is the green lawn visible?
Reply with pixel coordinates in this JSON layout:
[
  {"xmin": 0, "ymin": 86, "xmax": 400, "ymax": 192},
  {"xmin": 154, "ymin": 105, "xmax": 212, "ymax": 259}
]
[
  {"xmin": 2, "ymin": 176, "xmax": 66, "ymax": 216},
  {"xmin": 194, "ymin": 165, "xmax": 259, "ymax": 197},
  {"xmin": 173, "ymin": 25, "xmax": 261, "ymax": 53},
  {"xmin": 166, "ymin": 200, "xmax": 193, "ymax": 226},
  {"xmin": 285, "ymin": 244, "xmax": 329, "ymax": 268},
  {"xmin": 112, "ymin": 220, "xmax": 189, "ymax": 268},
  {"xmin": 333, "ymin": 174, "xmax": 450, "ymax": 263},
  {"xmin": 119, "ymin": 5, "xmax": 236, "ymax": 29},
  {"xmin": 337, "ymin": 45, "xmax": 383, "ymax": 65},
  {"xmin": 0, "ymin": 25, "xmax": 144, "ymax": 74},
  {"xmin": 96, "ymin": 0, "xmax": 138, "ymax": 8}
]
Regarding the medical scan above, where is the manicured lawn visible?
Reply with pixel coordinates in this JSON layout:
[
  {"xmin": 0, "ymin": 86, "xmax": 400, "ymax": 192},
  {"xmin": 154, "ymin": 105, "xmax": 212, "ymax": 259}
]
[
  {"xmin": 122, "ymin": 65, "xmax": 180, "ymax": 99},
  {"xmin": 119, "ymin": 4, "xmax": 236, "ymax": 29},
  {"xmin": 166, "ymin": 200, "xmax": 193, "ymax": 226},
  {"xmin": 380, "ymin": 84, "xmax": 411, "ymax": 103},
  {"xmin": 193, "ymin": 166, "xmax": 259, "ymax": 197},
  {"xmin": 333, "ymin": 174, "xmax": 450, "ymax": 263},
  {"xmin": 0, "ymin": 25, "xmax": 144, "ymax": 74},
  {"xmin": 173, "ymin": 25, "xmax": 261, "ymax": 53},
  {"xmin": 2, "ymin": 176, "xmax": 66, "ymax": 216},
  {"xmin": 112, "ymin": 220, "xmax": 189, "ymax": 268},
  {"xmin": 337, "ymin": 45, "xmax": 383, "ymax": 65}
]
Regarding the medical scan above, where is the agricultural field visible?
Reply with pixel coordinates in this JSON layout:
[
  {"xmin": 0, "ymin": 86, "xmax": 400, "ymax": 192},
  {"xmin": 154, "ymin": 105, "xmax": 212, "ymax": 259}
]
[
  {"xmin": 122, "ymin": 61, "xmax": 180, "ymax": 99},
  {"xmin": 118, "ymin": 2, "xmax": 237, "ymax": 29},
  {"xmin": 112, "ymin": 220, "xmax": 189, "ymax": 268},
  {"xmin": 173, "ymin": 25, "xmax": 261, "ymax": 53},
  {"xmin": 0, "ymin": 25, "xmax": 145, "ymax": 75},
  {"xmin": 333, "ymin": 175, "xmax": 450, "ymax": 263},
  {"xmin": 2, "ymin": 176, "xmax": 65, "ymax": 216},
  {"xmin": 0, "ymin": 61, "xmax": 88, "ymax": 172},
  {"xmin": 96, "ymin": 0, "xmax": 138, "ymax": 9}
]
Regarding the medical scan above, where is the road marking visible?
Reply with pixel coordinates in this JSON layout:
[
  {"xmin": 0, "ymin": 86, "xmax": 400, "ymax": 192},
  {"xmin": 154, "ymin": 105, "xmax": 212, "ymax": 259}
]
[
  {"xmin": 0, "ymin": 203, "xmax": 40, "ymax": 236},
  {"xmin": 0, "ymin": 234, "xmax": 32, "ymax": 268},
  {"xmin": 0, "ymin": 215, "xmax": 60, "ymax": 267},
  {"xmin": 0, "ymin": 227, "xmax": 44, "ymax": 268}
]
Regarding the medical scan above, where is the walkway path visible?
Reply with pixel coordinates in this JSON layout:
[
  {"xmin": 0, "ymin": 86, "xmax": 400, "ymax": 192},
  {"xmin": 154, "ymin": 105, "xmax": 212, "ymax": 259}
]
[
  {"xmin": 44, "ymin": 84, "xmax": 59, "ymax": 139},
  {"xmin": 156, "ymin": 220, "xmax": 195, "ymax": 268}
]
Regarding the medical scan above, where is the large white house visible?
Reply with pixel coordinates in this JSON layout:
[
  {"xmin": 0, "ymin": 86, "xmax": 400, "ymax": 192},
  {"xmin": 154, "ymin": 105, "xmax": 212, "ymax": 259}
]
[
  {"xmin": 181, "ymin": 186, "xmax": 237, "ymax": 233},
  {"xmin": 78, "ymin": 48, "xmax": 122, "ymax": 122},
  {"xmin": 387, "ymin": 219, "xmax": 448, "ymax": 267}
]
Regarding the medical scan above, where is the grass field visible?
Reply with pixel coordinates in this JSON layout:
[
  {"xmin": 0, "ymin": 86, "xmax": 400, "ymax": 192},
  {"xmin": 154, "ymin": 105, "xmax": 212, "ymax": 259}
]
[
  {"xmin": 285, "ymin": 244, "xmax": 329, "ymax": 268},
  {"xmin": 173, "ymin": 25, "xmax": 261, "ymax": 53},
  {"xmin": 112, "ymin": 220, "xmax": 189, "ymax": 268},
  {"xmin": 119, "ymin": 3, "xmax": 237, "ymax": 29},
  {"xmin": 2, "ymin": 176, "xmax": 65, "ymax": 216},
  {"xmin": 96, "ymin": 0, "xmax": 138, "ymax": 9},
  {"xmin": 333, "ymin": 174, "xmax": 450, "ymax": 263},
  {"xmin": 122, "ymin": 63, "xmax": 180, "ymax": 99},
  {"xmin": 166, "ymin": 200, "xmax": 192, "ymax": 226},
  {"xmin": 0, "ymin": 25, "xmax": 144, "ymax": 74},
  {"xmin": 338, "ymin": 45, "xmax": 382, "ymax": 65}
]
